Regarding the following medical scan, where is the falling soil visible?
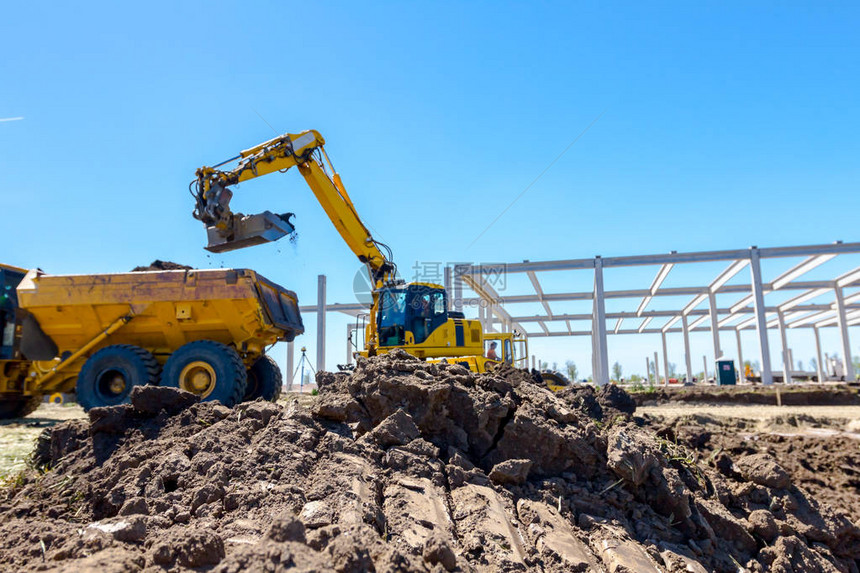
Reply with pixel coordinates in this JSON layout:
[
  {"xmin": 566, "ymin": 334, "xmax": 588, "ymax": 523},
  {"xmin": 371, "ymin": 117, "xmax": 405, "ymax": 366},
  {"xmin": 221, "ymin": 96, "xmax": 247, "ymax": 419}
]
[
  {"xmin": 0, "ymin": 351, "xmax": 858, "ymax": 572},
  {"xmin": 130, "ymin": 261, "xmax": 193, "ymax": 272}
]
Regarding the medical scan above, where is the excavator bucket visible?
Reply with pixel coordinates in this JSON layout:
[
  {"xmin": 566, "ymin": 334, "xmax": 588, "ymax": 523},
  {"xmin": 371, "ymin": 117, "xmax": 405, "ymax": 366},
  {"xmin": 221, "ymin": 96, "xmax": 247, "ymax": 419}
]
[{"xmin": 205, "ymin": 211, "xmax": 295, "ymax": 253}]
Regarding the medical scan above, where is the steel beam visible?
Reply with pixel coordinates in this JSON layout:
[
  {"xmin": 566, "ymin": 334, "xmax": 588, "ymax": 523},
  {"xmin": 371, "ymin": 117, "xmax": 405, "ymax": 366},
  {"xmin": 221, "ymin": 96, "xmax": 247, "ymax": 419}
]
[
  {"xmin": 528, "ymin": 271, "xmax": 554, "ymax": 319},
  {"xmin": 459, "ymin": 242, "xmax": 860, "ymax": 275},
  {"xmin": 749, "ymin": 248, "xmax": 773, "ymax": 385}
]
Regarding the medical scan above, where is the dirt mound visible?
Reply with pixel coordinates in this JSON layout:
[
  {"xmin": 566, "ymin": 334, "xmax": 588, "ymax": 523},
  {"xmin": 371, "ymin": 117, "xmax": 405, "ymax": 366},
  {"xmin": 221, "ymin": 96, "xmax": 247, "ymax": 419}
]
[
  {"xmin": 131, "ymin": 260, "xmax": 193, "ymax": 272},
  {"xmin": 0, "ymin": 350, "xmax": 858, "ymax": 572}
]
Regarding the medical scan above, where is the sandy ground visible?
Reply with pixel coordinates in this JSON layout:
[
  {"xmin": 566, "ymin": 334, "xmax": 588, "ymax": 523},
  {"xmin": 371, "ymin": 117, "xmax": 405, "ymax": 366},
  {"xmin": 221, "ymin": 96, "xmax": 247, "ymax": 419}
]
[{"xmin": 639, "ymin": 403, "xmax": 860, "ymax": 423}]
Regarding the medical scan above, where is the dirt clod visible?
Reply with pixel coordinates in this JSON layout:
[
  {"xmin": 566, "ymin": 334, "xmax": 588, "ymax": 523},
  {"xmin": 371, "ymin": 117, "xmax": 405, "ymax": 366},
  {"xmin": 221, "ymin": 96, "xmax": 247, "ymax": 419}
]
[
  {"xmin": 735, "ymin": 453, "xmax": 792, "ymax": 489},
  {"xmin": 1, "ymin": 350, "xmax": 858, "ymax": 572},
  {"xmin": 130, "ymin": 260, "xmax": 193, "ymax": 272}
]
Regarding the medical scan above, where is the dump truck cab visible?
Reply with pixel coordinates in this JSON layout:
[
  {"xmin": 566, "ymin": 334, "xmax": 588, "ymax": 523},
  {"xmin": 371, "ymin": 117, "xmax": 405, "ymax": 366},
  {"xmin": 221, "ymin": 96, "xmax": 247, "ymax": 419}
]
[
  {"xmin": 482, "ymin": 332, "xmax": 529, "ymax": 369},
  {"xmin": 0, "ymin": 263, "xmax": 26, "ymax": 361}
]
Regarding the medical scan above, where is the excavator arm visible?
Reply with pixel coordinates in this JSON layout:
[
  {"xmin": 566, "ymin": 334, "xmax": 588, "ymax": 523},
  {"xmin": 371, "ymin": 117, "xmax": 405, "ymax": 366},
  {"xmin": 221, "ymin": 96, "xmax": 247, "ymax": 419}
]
[{"xmin": 192, "ymin": 130, "xmax": 396, "ymax": 286}]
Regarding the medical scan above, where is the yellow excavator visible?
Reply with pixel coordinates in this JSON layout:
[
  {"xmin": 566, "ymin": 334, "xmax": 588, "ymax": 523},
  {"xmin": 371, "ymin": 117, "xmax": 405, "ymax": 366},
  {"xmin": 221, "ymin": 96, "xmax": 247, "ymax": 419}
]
[{"xmin": 191, "ymin": 129, "xmax": 495, "ymax": 364}]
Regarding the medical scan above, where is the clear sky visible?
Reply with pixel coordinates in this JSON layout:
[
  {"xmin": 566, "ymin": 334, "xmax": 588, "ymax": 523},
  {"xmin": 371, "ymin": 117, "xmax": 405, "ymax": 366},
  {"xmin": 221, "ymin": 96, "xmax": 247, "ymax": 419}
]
[{"xmin": 2, "ymin": 2, "xmax": 858, "ymax": 379}]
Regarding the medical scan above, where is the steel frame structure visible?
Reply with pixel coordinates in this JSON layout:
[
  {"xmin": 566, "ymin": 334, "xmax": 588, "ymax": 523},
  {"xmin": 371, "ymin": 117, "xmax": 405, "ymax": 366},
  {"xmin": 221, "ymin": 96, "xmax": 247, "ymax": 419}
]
[{"xmin": 294, "ymin": 241, "xmax": 860, "ymax": 386}]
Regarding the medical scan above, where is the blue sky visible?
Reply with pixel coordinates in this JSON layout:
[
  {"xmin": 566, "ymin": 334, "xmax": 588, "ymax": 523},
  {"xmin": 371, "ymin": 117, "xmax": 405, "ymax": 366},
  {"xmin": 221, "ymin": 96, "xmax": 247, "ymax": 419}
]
[{"xmin": 2, "ymin": 2, "xmax": 858, "ymax": 378}]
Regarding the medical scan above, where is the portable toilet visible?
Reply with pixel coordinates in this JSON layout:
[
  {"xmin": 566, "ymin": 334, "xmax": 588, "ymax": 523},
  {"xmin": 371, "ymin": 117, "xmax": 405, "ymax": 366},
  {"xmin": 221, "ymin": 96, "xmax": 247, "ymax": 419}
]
[{"xmin": 715, "ymin": 358, "xmax": 737, "ymax": 385}]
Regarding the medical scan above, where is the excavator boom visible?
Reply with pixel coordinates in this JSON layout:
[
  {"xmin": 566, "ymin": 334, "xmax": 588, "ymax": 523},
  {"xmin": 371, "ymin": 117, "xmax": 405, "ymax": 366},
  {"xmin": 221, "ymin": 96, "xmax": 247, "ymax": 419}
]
[
  {"xmin": 190, "ymin": 129, "xmax": 487, "ymax": 362},
  {"xmin": 192, "ymin": 130, "xmax": 394, "ymax": 284}
]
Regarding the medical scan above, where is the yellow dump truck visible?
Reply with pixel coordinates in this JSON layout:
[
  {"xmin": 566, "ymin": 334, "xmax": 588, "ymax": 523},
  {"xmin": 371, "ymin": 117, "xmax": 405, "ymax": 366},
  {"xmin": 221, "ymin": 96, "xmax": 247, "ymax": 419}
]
[{"xmin": 0, "ymin": 264, "xmax": 303, "ymax": 417}]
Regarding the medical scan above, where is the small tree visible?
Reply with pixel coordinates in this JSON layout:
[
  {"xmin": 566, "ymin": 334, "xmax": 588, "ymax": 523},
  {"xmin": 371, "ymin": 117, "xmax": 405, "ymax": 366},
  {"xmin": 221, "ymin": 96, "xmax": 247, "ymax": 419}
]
[
  {"xmin": 810, "ymin": 357, "xmax": 818, "ymax": 371},
  {"xmin": 566, "ymin": 360, "xmax": 579, "ymax": 382},
  {"xmin": 552, "ymin": 361, "xmax": 558, "ymax": 371},
  {"xmin": 668, "ymin": 362, "xmax": 677, "ymax": 377},
  {"xmin": 611, "ymin": 361, "xmax": 623, "ymax": 381}
]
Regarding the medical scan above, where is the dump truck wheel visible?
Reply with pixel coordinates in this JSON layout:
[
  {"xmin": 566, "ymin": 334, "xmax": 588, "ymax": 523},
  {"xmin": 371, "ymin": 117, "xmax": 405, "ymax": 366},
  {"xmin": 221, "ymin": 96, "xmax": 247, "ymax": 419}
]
[
  {"xmin": 0, "ymin": 396, "xmax": 41, "ymax": 420},
  {"xmin": 162, "ymin": 340, "xmax": 247, "ymax": 407},
  {"xmin": 244, "ymin": 355, "xmax": 282, "ymax": 402},
  {"xmin": 76, "ymin": 345, "xmax": 160, "ymax": 411}
]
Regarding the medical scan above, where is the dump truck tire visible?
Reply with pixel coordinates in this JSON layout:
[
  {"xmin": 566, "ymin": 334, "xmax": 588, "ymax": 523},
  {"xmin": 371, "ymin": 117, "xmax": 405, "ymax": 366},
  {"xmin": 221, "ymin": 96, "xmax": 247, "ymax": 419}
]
[
  {"xmin": 245, "ymin": 355, "xmax": 282, "ymax": 402},
  {"xmin": 162, "ymin": 340, "xmax": 246, "ymax": 407},
  {"xmin": 0, "ymin": 396, "xmax": 41, "ymax": 420},
  {"xmin": 77, "ymin": 345, "xmax": 160, "ymax": 411}
]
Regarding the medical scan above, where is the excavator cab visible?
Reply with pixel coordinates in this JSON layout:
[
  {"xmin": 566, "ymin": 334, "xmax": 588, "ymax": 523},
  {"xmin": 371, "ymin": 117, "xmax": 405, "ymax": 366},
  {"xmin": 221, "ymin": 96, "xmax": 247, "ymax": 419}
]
[{"xmin": 377, "ymin": 284, "xmax": 448, "ymax": 347}]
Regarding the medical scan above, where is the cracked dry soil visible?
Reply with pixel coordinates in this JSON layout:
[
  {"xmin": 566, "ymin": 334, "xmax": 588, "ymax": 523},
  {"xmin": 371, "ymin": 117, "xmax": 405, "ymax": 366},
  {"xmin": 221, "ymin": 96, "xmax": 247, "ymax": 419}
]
[{"xmin": 0, "ymin": 349, "xmax": 858, "ymax": 572}]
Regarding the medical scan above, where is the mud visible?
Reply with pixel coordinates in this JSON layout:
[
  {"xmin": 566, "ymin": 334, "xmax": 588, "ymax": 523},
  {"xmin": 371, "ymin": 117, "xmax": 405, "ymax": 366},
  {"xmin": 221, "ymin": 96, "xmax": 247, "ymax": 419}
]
[
  {"xmin": 131, "ymin": 261, "xmax": 193, "ymax": 272},
  {"xmin": 655, "ymin": 413, "xmax": 860, "ymax": 528},
  {"xmin": 635, "ymin": 384, "xmax": 860, "ymax": 407},
  {"xmin": 0, "ymin": 350, "xmax": 857, "ymax": 572}
]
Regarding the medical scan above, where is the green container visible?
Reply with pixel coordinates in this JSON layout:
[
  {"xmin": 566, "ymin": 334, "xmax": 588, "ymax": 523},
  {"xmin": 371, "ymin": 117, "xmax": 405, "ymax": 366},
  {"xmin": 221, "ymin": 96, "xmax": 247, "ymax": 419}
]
[{"xmin": 715, "ymin": 359, "xmax": 737, "ymax": 385}]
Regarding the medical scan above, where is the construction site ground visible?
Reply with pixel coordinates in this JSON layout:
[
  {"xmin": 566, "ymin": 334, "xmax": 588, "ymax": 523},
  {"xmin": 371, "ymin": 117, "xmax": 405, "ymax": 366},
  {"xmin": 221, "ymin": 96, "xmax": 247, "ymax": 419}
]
[{"xmin": 0, "ymin": 365, "xmax": 857, "ymax": 571}]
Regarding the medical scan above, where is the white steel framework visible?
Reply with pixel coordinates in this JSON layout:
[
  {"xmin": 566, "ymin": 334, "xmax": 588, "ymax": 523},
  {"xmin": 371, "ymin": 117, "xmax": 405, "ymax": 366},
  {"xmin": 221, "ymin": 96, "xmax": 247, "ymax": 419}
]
[{"xmin": 298, "ymin": 241, "xmax": 860, "ymax": 386}]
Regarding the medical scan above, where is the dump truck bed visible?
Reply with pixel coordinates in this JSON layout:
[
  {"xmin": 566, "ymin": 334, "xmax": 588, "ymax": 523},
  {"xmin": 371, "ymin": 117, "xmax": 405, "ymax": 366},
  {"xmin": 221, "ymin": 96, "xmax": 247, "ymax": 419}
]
[{"xmin": 13, "ymin": 268, "xmax": 303, "ymax": 394}]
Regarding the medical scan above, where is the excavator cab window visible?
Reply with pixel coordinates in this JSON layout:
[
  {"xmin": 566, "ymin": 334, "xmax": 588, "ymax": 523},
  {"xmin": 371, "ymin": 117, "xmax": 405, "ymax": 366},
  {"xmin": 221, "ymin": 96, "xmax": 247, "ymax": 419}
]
[
  {"xmin": 377, "ymin": 285, "xmax": 448, "ymax": 347},
  {"xmin": 406, "ymin": 286, "xmax": 447, "ymax": 344},
  {"xmin": 378, "ymin": 290, "xmax": 407, "ymax": 346}
]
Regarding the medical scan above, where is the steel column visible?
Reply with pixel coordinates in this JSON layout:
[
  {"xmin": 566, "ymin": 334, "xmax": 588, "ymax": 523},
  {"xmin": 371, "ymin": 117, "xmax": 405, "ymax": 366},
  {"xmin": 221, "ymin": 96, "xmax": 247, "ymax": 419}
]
[
  {"xmin": 833, "ymin": 286, "xmax": 856, "ymax": 381},
  {"xmin": 316, "ymin": 274, "xmax": 326, "ymax": 373},
  {"xmin": 708, "ymin": 292, "xmax": 721, "ymax": 358},
  {"xmin": 682, "ymin": 314, "xmax": 693, "ymax": 383},
  {"xmin": 776, "ymin": 309, "xmax": 791, "ymax": 384},
  {"xmin": 592, "ymin": 258, "xmax": 609, "ymax": 385},
  {"xmin": 735, "ymin": 329, "xmax": 745, "ymax": 383},
  {"xmin": 661, "ymin": 332, "xmax": 670, "ymax": 386},
  {"xmin": 287, "ymin": 341, "xmax": 294, "ymax": 390},
  {"xmin": 813, "ymin": 326, "xmax": 825, "ymax": 383},
  {"xmin": 654, "ymin": 351, "xmax": 660, "ymax": 386},
  {"xmin": 702, "ymin": 355, "xmax": 708, "ymax": 383},
  {"xmin": 345, "ymin": 323, "xmax": 354, "ymax": 366},
  {"xmin": 749, "ymin": 248, "xmax": 773, "ymax": 384}
]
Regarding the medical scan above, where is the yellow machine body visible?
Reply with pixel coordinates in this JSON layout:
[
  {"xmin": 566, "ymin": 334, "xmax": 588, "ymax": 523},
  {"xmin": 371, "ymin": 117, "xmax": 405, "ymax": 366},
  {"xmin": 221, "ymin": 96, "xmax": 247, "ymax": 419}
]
[{"xmin": 427, "ymin": 331, "xmax": 529, "ymax": 374}]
